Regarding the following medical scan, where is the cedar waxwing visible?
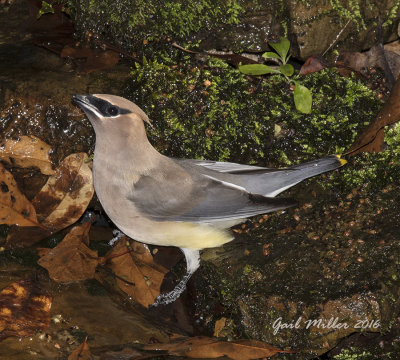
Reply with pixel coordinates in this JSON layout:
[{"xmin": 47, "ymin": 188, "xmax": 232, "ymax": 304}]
[{"xmin": 72, "ymin": 94, "xmax": 346, "ymax": 306}]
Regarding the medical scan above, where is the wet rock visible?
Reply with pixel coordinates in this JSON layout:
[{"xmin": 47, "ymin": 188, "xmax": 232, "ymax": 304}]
[
  {"xmin": 194, "ymin": 172, "xmax": 400, "ymax": 357},
  {"xmin": 0, "ymin": 0, "xmax": 135, "ymax": 196},
  {"xmin": 66, "ymin": 0, "xmax": 400, "ymax": 60},
  {"xmin": 237, "ymin": 293, "xmax": 380, "ymax": 357},
  {"xmin": 286, "ymin": 0, "xmax": 400, "ymax": 60}
]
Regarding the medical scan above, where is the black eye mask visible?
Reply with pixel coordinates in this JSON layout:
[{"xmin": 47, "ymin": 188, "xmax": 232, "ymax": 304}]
[{"xmin": 87, "ymin": 95, "xmax": 131, "ymax": 117}]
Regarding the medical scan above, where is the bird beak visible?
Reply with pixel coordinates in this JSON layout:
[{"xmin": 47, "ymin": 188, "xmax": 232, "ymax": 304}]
[
  {"xmin": 72, "ymin": 94, "xmax": 89, "ymax": 107},
  {"xmin": 72, "ymin": 95, "xmax": 102, "ymax": 120}
]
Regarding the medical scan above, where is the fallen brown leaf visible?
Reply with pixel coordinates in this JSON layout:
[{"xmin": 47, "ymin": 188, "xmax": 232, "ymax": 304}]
[
  {"xmin": 0, "ymin": 163, "xmax": 40, "ymax": 227},
  {"xmin": 144, "ymin": 336, "xmax": 295, "ymax": 360},
  {"xmin": 0, "ymin": 135, "xmax": 55, "ymax": 175},
  {"xmin": 6, "ymin": 152, "xmax": 94, "ymax": 247},
  {"xmin": 32, "ymin": 152, "xmax": 94, "ymax": 231},
  {"xmin": 346, "ymin": 74, "xmax": 400, "ymax": 156},
  {"xmin": 68, "ymin": 338, "xmax": 93, "ymax": 360},
  {"xmin": 38, "ymin": 222, "xmax": 98, "ymax": 282},
  {"xmin": 0, "ymin": 279, "xmax": 52, "ymax": 341},
  {"xmin": 299, "ymin": 55, "xmax": 329, "ymax": 75},
  {"xmin": 104, "ymin": 239, "xmax": 168, "ymax": 308},
  {"xmin": 213, "ymin": 317, "xmax": 227, "ymax": 337},
  {"xmin": 36, "ymin": 247, "xmax": 51, "ymax": 257},
  {"xmin": 337, "ymin": 44, "xmax": 400, "ymax": 83},
  {"xmin": 5, "ymin": 226, "xmax": 52, "ymax": 248}
]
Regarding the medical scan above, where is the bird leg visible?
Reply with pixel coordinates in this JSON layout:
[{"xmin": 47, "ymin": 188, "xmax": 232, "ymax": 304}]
[{"xmin": 152, "ymin": 248, "xmax": 200, "ymax": 306}]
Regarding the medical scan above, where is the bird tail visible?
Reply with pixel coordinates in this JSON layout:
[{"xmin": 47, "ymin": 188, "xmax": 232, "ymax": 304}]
[
  {"xmin": 290, "ymin": 154, "xmax": 346, "ymax": 175},
  {"xmin": 268, "ymin": 155, "xmax": 346, "ymax": 196},
  {"xmin": 243, "ymin": 155, "xmax": 346, "ymax": 197}
]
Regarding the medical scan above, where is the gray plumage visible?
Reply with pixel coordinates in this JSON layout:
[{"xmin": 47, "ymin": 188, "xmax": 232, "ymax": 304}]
[{"xmin": 73, "ymin": 94, "xmax": 346, "ymax": 306}]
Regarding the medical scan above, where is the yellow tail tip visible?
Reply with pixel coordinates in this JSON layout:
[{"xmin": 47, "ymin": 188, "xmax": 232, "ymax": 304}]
[{"xmin": 336, "ymin": 155, "xmax": 347, "ymax": 166}]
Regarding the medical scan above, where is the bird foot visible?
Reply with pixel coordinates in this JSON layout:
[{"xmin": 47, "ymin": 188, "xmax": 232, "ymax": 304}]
[
  {"xmin": 151, "ymin": 248, "xmax": 200, "ymax": 306},
  {"xmin": 109, "ymin": 229, "xmax": 125, "ymax": 246},
  {"xmin": 151, "ymin": 272, "xmax": 192, "ymax": 306}
]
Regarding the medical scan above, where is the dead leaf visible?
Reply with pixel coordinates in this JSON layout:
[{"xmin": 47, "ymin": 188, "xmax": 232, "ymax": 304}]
[
  {"xmin": 346, "ymin": 74, "xmax": 400, "ymax": 156},
  {"xmin": 32, "ymin": 152, "xmax": 94, "ymax": 231},
  {"xmin": 37, "ymin": 247, "xmax": 51, "ymax": 257},
  {"xmin": 0, "ymin": 163, "xmax": 40, "ymax": 227},
  {"xmin": 6, "ymin": 152, "xmax": 94, "ymax": 247},
  {"xmin": 144, "ymin": 336, "xmax": 295, "ymax": 360},
  {"xmin": 0, "ymin": 135, "xmax": 54, "ymax": 175},
  {"xmin": 105, "ymin": 239, "xmax": 168, "ymax": 308},
  {"xmin": 0, "ymin": 279, "xmax": 52, "ymax": 340},
  {"xmin": 384, "ymin": 39, "xmax": 400, "ymax": 57},
  {"xmin": 38, "ymin": 222, "xmax": 98, "ymax": 282},
  {"xmin": 213, "ymin": 318, "xmax": 227, "ymax": 337},
  {"xmin": 299, "ymin": 55, "xmax": 329, "ymax": 75},
  {"xmin": 6, "ymin": 226, "xmax": 52, "ymax": 248},
  {"xmin": 68, "ymin": 338, "xmax": 93, "ymax": 360},
  {"xmin": 336, "ymin": 44, "xmax": 400, "ymax": 83}
]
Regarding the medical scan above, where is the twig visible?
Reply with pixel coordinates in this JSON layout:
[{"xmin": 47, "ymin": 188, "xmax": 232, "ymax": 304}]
[
  {"xmin": 322, "ymin": 19, "xmax": 351, "ymax": 57},
  {"xmin": 172, "ymin": 42, "xmax": 200, "ymax": 54}
]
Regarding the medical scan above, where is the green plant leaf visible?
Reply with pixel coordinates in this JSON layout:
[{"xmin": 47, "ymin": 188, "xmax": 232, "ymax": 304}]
[
  {"xmin": 262, "ymin": 52, "xmax": 281, "ymax": 60},
  {"xmin": 293, "ymin": 82, "xmax": 312, "ymax": 114},
  {"xmin": 280, "ymin": 64, "xmax": 294, "ymax": 77},
  {"xmin": 238, "ymin": 64, "xmax": 278, "ymax": 75},
  {"xmin": 37, "ymin": 1, "xmax": 54, "ymax": 19},
  {"xmin": 269, "ymin": 38, "xmax": 290, "ymax": 63}
]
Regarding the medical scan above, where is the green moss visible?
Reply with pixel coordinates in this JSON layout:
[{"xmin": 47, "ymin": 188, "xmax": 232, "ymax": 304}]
[
  {"xmin": 334, "ymin": 348, "xmax": 374, "ymax": 360},
  {"xmin": 333, "ymin": 347, "xmax": 396, "ymax": 360},
  {"xmin": 123, "ymin": 54, "xmax": 400, "ymax": 206},
  {"xmin": 383, "ymin": 0, "xmax": 400, "ymax": 26},
  {"xmin": 123, "ymin": 53, "xmax": 400, "ymax": 206},
  {"xmin": 66, "ymin": 0, "xmax": 244, "ymax": 49},
  {"xmin": 125, "ymin": 56, "xmax": 381, "ymax": 169},
  {"xmin": 329, "ymin": 0, "xmax": 366, "ymax": 30},
  {"xmin": 328, "ymin": 0, "xmax": 400, "ymax": 30}
]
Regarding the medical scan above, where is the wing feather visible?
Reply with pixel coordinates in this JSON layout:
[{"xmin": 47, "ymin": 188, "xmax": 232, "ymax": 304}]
[{"xmin": 128, "ymin": 172, "xmax": 296, "ymax": 223}]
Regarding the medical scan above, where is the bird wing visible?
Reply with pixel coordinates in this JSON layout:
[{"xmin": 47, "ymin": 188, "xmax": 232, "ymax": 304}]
[
  {"xmin": 178, "ymin": 155, "xmax": 344, "ymax": 197},
  {"xmin": 179, "ymin": 159, "xmax": 278, "ymax": 174},
  {"xmin": 127, "ymin": 170, "xmax": 297, "ymax": 223}
]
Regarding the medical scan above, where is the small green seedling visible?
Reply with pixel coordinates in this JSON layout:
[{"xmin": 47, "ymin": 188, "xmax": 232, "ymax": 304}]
[{"xmin": 239, "ymin": 37, "xmax": 312, "ymax": 114}]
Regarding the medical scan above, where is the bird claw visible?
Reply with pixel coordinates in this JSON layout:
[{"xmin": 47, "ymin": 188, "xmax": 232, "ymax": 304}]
[
  {"xmin": 151, "ymin": 248, "xmax": 200, "ymax": 306},
  {"xmin": 151, "ymin": 272, "xmax": 192, "ymax": 307}
]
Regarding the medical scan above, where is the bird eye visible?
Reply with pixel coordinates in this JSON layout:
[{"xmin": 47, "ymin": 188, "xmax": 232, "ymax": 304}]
[{"xmin": 107, "ymin": 106, "xmax": 119, "ymax": 116}]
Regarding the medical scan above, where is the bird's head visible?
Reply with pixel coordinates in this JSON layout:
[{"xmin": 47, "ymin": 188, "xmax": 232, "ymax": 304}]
[{"xmin": 73, "ymin": 94, "xmax": 154, "ymax": 139}]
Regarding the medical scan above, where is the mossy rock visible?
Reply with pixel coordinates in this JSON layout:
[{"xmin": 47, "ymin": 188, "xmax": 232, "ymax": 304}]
[
  {"xmin": 125, "ymin": 54, "xmax": 400, "ymax": 197},
  {"xmin": 63, "ymin": 0, "xmax": 400, "ymax": 59},
  {"xmin": 65, "ymin": 0, "xmax": 249, "ymax": 52},
  {"xmin": 124, "ymin": 56, "xmax": 400, "ymax": 356},
  {"xmin": 125, "ymin": 56, "xmax": 381, "ymax": 165}
]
